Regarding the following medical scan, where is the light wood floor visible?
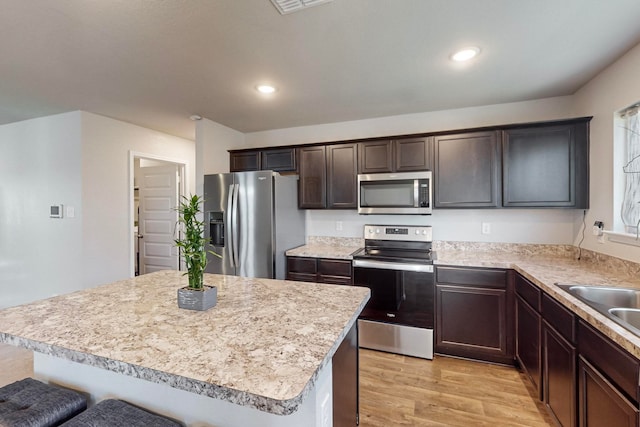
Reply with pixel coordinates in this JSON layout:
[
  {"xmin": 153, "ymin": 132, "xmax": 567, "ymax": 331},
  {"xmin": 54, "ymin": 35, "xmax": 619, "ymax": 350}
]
[
  {"xmin": 359, "ymin": 349, "xmax": 554, "ymax": 427},
  {"xmin": 1, "ymin": 343, "xmax": 552, "ymax": 426},
  {"xmin": 0, "ymin": 343, "xmax": 33, "ymax": 387}
]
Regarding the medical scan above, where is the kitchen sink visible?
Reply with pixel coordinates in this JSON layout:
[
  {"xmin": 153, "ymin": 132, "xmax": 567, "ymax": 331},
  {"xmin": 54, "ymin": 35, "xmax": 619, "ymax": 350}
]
[
  {"xmin": 557, "ymin": 285, "xmax": 640, "ymax": 309},
  {"xmin": 556, "ymin": 284, "xmax": 640, "ymax": 337},
  {"xmin": 609, "ymin": 308, "xmax": 640, "ymax": 335}
]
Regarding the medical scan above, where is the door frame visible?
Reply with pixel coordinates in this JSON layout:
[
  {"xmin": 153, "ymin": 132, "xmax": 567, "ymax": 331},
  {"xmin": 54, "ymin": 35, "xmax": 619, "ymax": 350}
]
[{"xmin": 128, "ymin": 151, "xmax": 187, "ymax": 277}]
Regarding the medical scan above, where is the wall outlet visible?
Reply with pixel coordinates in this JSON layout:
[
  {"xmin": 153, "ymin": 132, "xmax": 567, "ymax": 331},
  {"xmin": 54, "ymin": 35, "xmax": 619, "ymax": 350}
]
[
  {"xmin": 481, "ymin": 222, "xmax": 491, "ymax": 235},
  {"xmin": 336, "ymin": 221, "xmax": 343, "ymax": 231}
]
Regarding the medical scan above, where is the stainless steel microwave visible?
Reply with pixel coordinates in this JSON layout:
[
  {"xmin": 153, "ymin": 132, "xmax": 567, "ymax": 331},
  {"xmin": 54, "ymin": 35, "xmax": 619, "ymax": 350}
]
[{"xmin": 358, "ymin": 171, "xmax": 432, "ymax": 215}]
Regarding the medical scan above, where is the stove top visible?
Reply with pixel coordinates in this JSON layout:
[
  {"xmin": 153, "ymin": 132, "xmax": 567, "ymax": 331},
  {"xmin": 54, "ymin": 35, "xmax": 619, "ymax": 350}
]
[{"xmin": 353, "ymin": 224, "xmax": 435, "ymax": 264}]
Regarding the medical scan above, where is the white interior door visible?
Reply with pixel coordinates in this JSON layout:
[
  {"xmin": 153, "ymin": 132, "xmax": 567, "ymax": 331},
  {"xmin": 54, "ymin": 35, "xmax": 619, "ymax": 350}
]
[{"xmin": 139, "ymin": 164, "xmax": 179, "ymax": 274}]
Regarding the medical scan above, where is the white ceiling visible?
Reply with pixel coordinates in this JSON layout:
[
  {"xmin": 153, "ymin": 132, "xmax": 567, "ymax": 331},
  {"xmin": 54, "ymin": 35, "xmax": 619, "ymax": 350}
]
[{"xmin": 2, "ymin": 0, "xmax": 640, "ymax": 140}]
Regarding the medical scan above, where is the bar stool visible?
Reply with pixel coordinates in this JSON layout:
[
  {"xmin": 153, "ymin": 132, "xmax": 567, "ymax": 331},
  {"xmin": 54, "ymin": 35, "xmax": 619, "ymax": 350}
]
[
  {"xmin": 60, "ymin": 399, "xmax": 182, "ymax": 427},
  {"xmin": 0, "ymin": 377, "xmax": 87, "ymax": 427}
]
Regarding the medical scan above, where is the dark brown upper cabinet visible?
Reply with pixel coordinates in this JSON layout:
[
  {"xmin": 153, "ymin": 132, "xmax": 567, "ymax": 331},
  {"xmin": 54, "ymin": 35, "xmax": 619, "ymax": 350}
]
[
  {"xmin": 502, "ymin": 119, "xmax": 589, "ymax": 208},
  {"xmin": 434, "ymin": 131, "xmax": 501, "ymax": 208},
  {"xmin": 298, "ymin": 146, "xmax": 327, "ymax": 208},
  {"xmin": 298, "ymin": 143, "xmax": 358, "ymax": 209},
  {"xmin": 327, "ymin": 143, "xmax": 358, "ymax": 209},
  {"xmin": 358, "ymin": 137, "xmax": 432, "ymax": 174},
  {"xmin": 229, "ymin": 147, "xmax": 296, "ymax": 172},
  {"xmin": 358, "ymin": 140, "xmax": 394, "ymax": 174},
  {"xmin": 395, "ymin": 137, "xmax": 432, "ymax": 172},
  {"xmin": 230, "ymin": 150, "xmax": 261, "ymax": 172},
  {"xmin": 261, "ymin": 148, "xmax": 297, "ymax": 172}
]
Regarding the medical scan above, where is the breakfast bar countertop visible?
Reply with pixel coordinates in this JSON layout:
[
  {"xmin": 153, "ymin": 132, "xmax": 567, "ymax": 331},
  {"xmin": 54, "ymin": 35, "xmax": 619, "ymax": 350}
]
[{"xmin": 0, "ymin": 271, "xmax": 370, "ymax": 415}]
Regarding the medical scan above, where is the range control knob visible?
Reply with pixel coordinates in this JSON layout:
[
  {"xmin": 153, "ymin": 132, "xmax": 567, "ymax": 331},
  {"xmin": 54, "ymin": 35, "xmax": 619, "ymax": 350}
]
[
  {"xmin": 415, "ymin": 229, "xmax": 420, "ymax": 235},
  {"xmin": 375, "ymin": 228, "xmax": 380, "ymax": 234}
]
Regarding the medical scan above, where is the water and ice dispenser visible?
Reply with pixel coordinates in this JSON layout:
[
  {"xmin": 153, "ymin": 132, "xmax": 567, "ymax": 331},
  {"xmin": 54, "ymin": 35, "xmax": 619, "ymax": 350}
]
[{"xmin": 208, "ymin": 212, "xmax": 224, "ymax": 247}]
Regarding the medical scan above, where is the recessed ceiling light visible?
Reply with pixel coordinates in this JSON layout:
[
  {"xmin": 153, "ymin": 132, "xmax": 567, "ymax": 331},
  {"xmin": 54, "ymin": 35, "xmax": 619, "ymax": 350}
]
[
  {"xmin": 256, "ymin": 85, "xmax": 277, "ymax": 94},
  {"xmin": 451, "ymin": 47, "xmax": 480, "ymax": 62}
]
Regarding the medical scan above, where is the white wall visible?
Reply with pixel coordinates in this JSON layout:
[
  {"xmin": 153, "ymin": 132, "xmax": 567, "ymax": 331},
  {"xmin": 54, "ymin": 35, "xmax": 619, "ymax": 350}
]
[
  {"xmin": 81, "ymin": 112, "xmax": 195, "ymax": 288},
  {"xmin": 195, "ymin": 118, "xmax": 245, "ymax": 195},
  {"xmin": 0, "ymin": 112, "xmax": 83, "ymax": 308},
  {"xmin": 241, "ymin": 96, "xmax": 581, "ymax": 244},
  {"xmin": 245, "ymin": 96, "xmax": 575, "ymax": 148},
  {"xmin": 572, "ymin": 42, "xmax": 640, "ymax": 262}
]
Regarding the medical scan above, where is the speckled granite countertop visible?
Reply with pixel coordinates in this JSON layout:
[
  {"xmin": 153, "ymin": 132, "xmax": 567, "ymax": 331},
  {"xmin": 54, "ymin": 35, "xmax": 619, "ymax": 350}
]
[
  {"xmin": 0, "ymin": 271, "xmax": 370, "ymax": 415},
  {"xmin": 288, "ymin": 238, "xmax": 640, "ymax": 358},
  {"xmin": 286, "ymin": 236, "xmax": 363, "ymax": 260}
]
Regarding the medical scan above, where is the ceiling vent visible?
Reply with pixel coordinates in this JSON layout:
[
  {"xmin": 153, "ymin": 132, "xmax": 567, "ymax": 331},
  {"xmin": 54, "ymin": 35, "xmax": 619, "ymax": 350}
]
[{"xmin": 269, "ymin": 0, "xmax": 334, "ymax": 15}]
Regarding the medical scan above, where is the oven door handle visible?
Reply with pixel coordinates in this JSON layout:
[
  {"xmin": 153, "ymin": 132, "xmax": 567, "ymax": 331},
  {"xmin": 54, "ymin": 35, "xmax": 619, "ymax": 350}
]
[{"xmin": 353, "ymin": 259, "xmax": 434, "ymax": 273}]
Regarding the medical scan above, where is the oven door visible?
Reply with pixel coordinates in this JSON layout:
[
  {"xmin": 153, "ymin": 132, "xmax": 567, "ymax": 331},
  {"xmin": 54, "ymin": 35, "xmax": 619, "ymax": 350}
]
[
  {"xmin": 352, "ymin": 258, "xmax": 434, "ymax": 359},
  {"xmin": 353, "ymin": 259, "xmax": 434, "ymax": 328}
]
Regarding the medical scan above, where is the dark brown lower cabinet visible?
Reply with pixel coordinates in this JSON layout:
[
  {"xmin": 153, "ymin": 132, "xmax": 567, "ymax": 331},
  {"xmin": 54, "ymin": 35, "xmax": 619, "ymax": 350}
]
[
  {"xmin": 516, "ymin": 294, "xmax": 542, "ymax": 399},
  {"xmin": 578, "ymin": 356, "xmax": 638, "ymax": 427},
  {"xmin": 543, "ymin": 320, "xmax": 576, "ymax": 427},
  {"xmin": 333, "ymin": 323, "xmax": 359, "ymax": 427},
  {"xmin": 286, "ymin": 256, "xmax": 353, "ymax": 285},
  {"xmin": 435, "ymin": 267, "xmax": 514, "ymax": 364}
]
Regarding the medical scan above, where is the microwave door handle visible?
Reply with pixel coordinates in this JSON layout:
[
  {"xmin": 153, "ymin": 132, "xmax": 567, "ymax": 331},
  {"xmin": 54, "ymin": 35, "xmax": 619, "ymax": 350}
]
[{"xmin": 413, "ymin": 179, "xmax": 419, "ymax": 207}]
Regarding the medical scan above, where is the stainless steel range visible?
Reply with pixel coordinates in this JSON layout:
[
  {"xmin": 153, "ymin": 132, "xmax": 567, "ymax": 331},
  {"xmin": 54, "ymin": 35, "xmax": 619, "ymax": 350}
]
[{"xmin": 352, "ymin": 224, "xmax": 435, "ymax": 359}]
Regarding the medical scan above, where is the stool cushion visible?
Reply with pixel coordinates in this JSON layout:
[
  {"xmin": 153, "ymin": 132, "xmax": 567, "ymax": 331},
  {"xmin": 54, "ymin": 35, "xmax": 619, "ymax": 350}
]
[
  {"xmin": 60, "ymin": 399, "xmax": 181, "ymax": 427},
  {"xmin": 0, "ymin": 377, "xmax": 87, "ymax": 427}
]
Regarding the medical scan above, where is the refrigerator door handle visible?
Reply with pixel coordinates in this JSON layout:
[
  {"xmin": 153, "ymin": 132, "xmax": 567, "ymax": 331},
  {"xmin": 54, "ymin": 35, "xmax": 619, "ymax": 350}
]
[
  {"xmin": 231, "ymin": 183, "xmax": 240, "ymax": 270},
  {"xmin": 226, "ymin": 184, "xmax": 236, "ymax": 268}
]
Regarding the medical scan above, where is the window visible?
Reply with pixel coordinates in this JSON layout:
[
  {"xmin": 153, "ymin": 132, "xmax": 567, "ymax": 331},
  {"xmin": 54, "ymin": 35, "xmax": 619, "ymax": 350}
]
[{"xmin": 619, "ymin": 104, "xmax": 640, "ymax": 234}]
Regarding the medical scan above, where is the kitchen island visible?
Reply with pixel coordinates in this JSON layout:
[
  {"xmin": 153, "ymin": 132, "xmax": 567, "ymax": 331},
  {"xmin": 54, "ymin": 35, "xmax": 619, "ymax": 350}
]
[{"xmin": 0, "ymin": 271, "xmax": 370, "ymax": 426}]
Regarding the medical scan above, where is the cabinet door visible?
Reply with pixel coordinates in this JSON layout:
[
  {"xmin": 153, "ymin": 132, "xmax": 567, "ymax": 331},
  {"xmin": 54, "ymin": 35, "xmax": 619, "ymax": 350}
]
[
  {"xmin": 298, "ymin": 146, "xmax": 327, "ymax": 208},
  {"xmin": 230, "ymin": 151, "xmax": 260, "ymax": 172},
  {"xmin": 286, "ymin": 256, "xmax": 317, "ymax": 282},
  {"xmin": 544, "ymin": 321, "xmax": 577, "ymax": 427},
  {"xmin": 435, "ymin": 284, "xmax": 511, "ymax": 363},
  {"xmin": 395, "ymin": 137, "xmax": 432, "ymax": 172},
  {"xmin": 261, "ymin": 148, "xmax": 296, "ymax": 172},
  {"xmin": 516, "ymin": 295, "xmax": 542, "ymax": 399},
  {"xmin": 578, "ymin": 356, "xmax": 638, "ymax": 427},
  {"xmin": 326, "ymin": 143, "xmax": 358, "ymax": 209},
  {"xmin": 502, "ymin": 122, "xmax": 589, "ymax": 208},
  {"xmin": 434, "ymin": 131, "xmax": 500, "ymax": 207},
  {"xmin": 318, "ymin": 258, "xmax": 352, "ymax": 285},
  {"xmin": 358, "ymin": 140, "xmax": 393, "ymax": 174}
]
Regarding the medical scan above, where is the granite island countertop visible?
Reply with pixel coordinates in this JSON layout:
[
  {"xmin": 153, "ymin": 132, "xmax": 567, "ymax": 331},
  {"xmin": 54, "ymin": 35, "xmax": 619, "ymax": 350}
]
[{"xmin": 0, "ymin": 271, "xmax": 370, "ymax": 415}]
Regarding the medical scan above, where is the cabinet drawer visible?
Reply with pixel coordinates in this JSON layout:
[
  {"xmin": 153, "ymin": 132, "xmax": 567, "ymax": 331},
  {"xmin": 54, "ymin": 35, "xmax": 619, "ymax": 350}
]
[
  {"xmin": 542, "ymin": 294, "xmax": 575, "ymax": 343},
  {"xmin": 287, "ymin": 272, "xmax": 317, "ymax": 283},
  {"xmin": 515, "ymin": 274, "xmax": 541, "ymax": 311},
  {"xmin": 287, "ymin": 257, "xmax": 317, "ymax": 274},
  {"xmin": 436, "ymin": 266, "xmax": 507, "ymax": 289},
  {"xmin": 578, "ymin": 320, "xmax": 639, "ymax": 403},
  {"xmin": 318, "ymin": 259, "xmax": 352, "ymax": 278}
]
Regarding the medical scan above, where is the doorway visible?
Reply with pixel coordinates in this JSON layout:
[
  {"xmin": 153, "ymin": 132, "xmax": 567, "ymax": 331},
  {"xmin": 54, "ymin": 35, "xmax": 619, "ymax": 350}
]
[{"xmin": 130, "ymin": 153, "xmax": 185, "ymax": 277}]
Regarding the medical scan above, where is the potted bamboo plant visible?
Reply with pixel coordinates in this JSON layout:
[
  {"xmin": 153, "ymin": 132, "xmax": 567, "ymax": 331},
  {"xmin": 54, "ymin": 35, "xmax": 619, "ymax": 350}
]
[{"xmin": 175, "ymin": 194, "xmax": 221, "ymax": 311}]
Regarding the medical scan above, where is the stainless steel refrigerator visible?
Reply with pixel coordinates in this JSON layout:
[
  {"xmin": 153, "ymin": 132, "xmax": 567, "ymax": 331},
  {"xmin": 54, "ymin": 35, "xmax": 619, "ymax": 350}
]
[{"xmin": 203, "ymin": 171, "xmax": 305, "ymax": 279}]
